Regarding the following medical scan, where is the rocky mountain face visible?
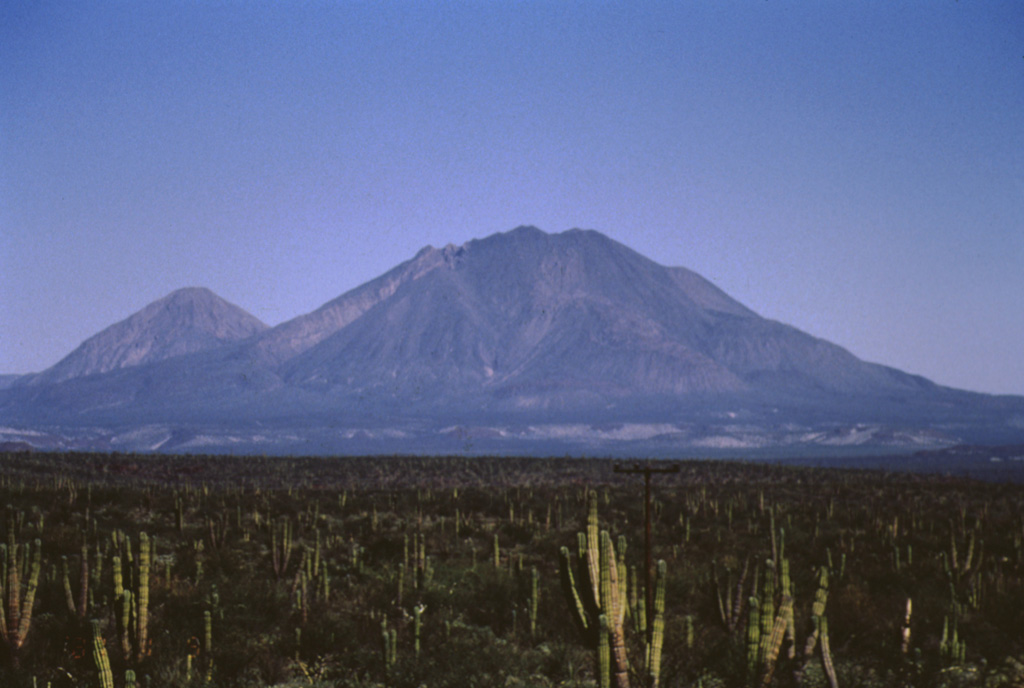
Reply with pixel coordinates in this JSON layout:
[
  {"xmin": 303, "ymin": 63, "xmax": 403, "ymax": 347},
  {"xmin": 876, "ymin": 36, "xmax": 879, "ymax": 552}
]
[
  {"xmin": 26, "ymin": 287, "xmax": 268, "ymax": 386},
  {"xmin": 2, "ymin": 227, "xmax": 1022, "ymax": 455},
  {"xmin": 273, "ymin": 228, "xmax": 930, "ymax": 405}
]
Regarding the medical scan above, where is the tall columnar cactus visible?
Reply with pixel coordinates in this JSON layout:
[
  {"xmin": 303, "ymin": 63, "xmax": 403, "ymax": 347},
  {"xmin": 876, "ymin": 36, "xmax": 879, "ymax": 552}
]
[
  {"xmin": 91, "ymin": 620, "xmax": 114, "ymax": 688},
  {"xmin": 901, "ymin": 597, "xmax": 912, "ymax": 654},
  {"xmin": 380, "ymin": 619, "xmax": 397, "ymax": 671},
  {"xmin": 819, "ymin": 616, "xmax": 838, "ymax": 688},
  {"xmin": 528, "ymin": 566, "xmax": 540, "ymax": 640},
  {"xmin": 760, "ymin": 592, "xmax": 794, "ymax": 686},
  {"xmin": 272, "ymin": 518, "xmax": 294, "ymax": 579},
  {"xmin": 597, "ymin": 614, "xmax": 611, "ymax": 688},
  {"xmin": 61, "ymin": 555, "xmax": 77, "ymax": 616},
  {"xmin": 136, "ymin": 532, "xmax": 151, "ymax": 663},
  {"xmin": 413, "ymin": 604, "xmax": 423, "ymax": 661},
  {"xmin": 747, "ymin": 597, "xmax": 761, "ymax": 681},
  {"xmin": 646, "ymin": 560, "xmax": 667, "ymax": 688},
  {"xmin": 203, "ymin": 609, "xmax": 214, "ymax": 683},
  {"xmin": 558, "ymin": 492, "xmax": 633, "ymax": 688},
  {"xmin": 78, "ymin": 541, "xmax": 90, "ymax": 620},
  {"xmin": 119, "ymin": 589, "xmax": 133, "ymax": 660},
  {"xmin": 0, "ymin": 536, "xmax": 42, "ymax": 654},
  {"xmin": 802, "ymin": 566, "xmax": 829, "ymax": 660},
  {"xmin": 318, "ymin": 559, "xmax": 330, "ymax": 603}
]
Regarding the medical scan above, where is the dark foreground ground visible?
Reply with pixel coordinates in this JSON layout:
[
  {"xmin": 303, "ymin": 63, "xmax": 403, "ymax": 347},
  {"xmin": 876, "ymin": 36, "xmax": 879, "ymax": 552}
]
[{"xmin": 0, "ymin": 449, "xmax": 1022, "ymax": 687}]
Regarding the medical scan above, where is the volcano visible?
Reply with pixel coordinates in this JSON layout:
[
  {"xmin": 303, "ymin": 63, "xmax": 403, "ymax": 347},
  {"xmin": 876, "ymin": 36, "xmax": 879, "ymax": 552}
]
[{"xmin": 3, "ymin": 227, "xmax": 1022, "ymax": 455}]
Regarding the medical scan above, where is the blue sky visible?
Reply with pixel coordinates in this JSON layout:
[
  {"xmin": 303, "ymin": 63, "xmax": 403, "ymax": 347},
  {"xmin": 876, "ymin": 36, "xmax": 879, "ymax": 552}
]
[{"xmin": 2, "ymin": 1, "xmax": 1022, "ymax": 394}]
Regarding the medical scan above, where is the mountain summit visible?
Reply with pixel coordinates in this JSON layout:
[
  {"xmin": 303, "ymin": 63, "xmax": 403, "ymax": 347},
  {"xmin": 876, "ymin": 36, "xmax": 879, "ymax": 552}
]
[
  {"xmin": 276, "ymin": 226, "xmax": 930, "ymax": 405},
  {"xmin": 29, "ymin": 287, "xmax": 268, "ymax": 385},
  {"xmin": 3, "ymin": 228, "xmax": 1022, "ymax": 455}
]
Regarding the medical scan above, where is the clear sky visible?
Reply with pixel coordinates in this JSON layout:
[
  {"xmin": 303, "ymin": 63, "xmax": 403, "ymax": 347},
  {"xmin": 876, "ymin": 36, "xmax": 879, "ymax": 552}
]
[{"xmin": 2, "ymin": 1, "xmax": 1022, "ymax": 395}]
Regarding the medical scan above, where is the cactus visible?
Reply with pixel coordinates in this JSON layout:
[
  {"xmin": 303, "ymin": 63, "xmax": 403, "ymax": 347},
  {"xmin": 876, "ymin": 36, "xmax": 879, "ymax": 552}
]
[
  {"xmin": 380, "ymin": 619, "xmax": 397, "ymax": 670},
  {"xmin": 61, "ymin": 555, "xmax": 76, "ymax": 615},
  {"xmin": 646, "ymin": 560, "xmax": 667, "ymax": 688},
  {"xmin": 79, "ymin": 541, "xmax": 90, "ymax": 620},
  {"xmin": 819, "ymin": 615, "xmax": 838, "ymax": 688},
  {"xmin": 597, "ymin": 614, "xmax": 610, "ymax": 688},
  {"xmin": 119, "ymin": 589, "xmax": 132, "ymax": 659},
  {"xmin": 901, "ymin": 597, "xmax": 912, "ymax": 654},
  {"xmin": 747, "ymin": 596, "xmax": 761, "ymax": 681},
  {"xmin": 557, "ymin": 493, "xmax": 632, "ymax": 688},
  {"xmin": 271, "ymin": 518, "xmax": 294, "ymax": 579},
  {"xmin": 136, "ymin": 532, "xmax": 151, "ymax": 662},
  {"xmin": 528, "ymin": 566, "xmax": 540, "ymax": 639},
  {"xmin": 802, "ymin": 566, "xmax": 829, "ymax": 660},
  {"xmin": 760, "ymin": 593, "xmax": 793, "ymax": 686},
  {"xmin": 0, "ymin": 537, "xmax": 42, "ymax": 654},
  {"xmin": 413, "ymin": 604, "xmax": 423, "ymax": 661},
  {"xmin": 91, "ymin": 620, "xmax": 114, "ymax": 688}
]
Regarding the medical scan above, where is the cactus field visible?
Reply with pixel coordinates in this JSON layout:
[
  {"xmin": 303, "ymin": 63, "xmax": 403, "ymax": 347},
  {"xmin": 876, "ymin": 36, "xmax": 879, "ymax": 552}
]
[{"xmin": 0, "ymin": 450, "xmax": 1023, "ymax": 687}]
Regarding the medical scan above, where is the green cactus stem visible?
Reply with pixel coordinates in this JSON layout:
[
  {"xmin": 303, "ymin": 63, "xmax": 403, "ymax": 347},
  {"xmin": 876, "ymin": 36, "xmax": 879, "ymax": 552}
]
[
  {"xmin": 598, "ymin": 614, "xmax": 610, "ymax": 688},
  {"xmin": 136, "ymin": 532, "xmax": 151, "ymax": 662},
  {"xmin": 802, "ymin": 566, "xmax": 829, "ymax": 662},
  {"xmin": 558, "ymin": 494, "xmax": 634, "ymax": 688},
  {"xmin": 559, "ymin": 546, "xmax": 592, "ymax": 638},
  {"xmin": 747, "ymin": 596, "xmax": 761, "ymax": 681},
  {"xmin": 91, "ymin": 620, "xmax": 114, "ymax": 688},
  {"xmin": 628, "ymin": 566, "xmax": 642, "ymax": 635},
  {"xmin": 600, "ymin": 531, "xmax": 630, "ymax": 687},
  {"xmin": 119, "ymin": 589, "xmax": 132, "ymax": 659},
  {"xmin": 529, "ymin": 566, "xmax": 540, "ymax": 640},
  {"xmin": 901, "ymin": 597, "xmax": 912, "ymax": 654},
  {"xmin": 414, "ymin": 604, "xmax": 423, "ymax": 661},
  {"xmin": 380, "ymin": 619, "xmax": 397, "ymax": 670},
  {"xmin": 646, "ymin": 560, "xmax": 666, "ymax": 688},
  {"xmin": 204, "ymin": 609, "xmax": 212, "ymax": 655},
  {"xmin": 819, "ymin": 616, "xmax": 838, "ymax": 688},
  {"xmin": 0, "ymin": 537, "xmax": 42, "ymax": 653},
  {"xmin": 61, "ymin": 555, "xmax": 76, "ymax": 616},
  {"xmin": 74, "ymin": 541, "xmax": 89, "ymax": 619},
  {"xmin": 760, "ymin": 593, "xmax": 794, "ymax": 686},
  {"xmin": 15, "ymin": 539, "xmax": 41, "ymax": 650}
]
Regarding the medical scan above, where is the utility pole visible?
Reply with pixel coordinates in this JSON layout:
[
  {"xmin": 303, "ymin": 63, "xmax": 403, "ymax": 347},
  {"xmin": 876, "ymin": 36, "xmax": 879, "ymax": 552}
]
[{"xmin": 613, "ymin": 460, "xmax": 679, "ymax": 645}]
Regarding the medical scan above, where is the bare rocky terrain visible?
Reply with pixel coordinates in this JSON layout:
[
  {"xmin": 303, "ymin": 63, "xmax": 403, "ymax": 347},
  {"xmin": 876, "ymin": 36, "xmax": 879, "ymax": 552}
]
[{"xmin": 3, "ymin": 227, "xmax": 1023, "ymax": 455}]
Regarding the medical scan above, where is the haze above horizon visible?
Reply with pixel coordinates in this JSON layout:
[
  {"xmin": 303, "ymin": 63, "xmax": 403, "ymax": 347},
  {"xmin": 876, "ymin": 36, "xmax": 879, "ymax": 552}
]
[{"xmin": 2, "ymin": 2, "xmax": 1022, "ymax": 395}]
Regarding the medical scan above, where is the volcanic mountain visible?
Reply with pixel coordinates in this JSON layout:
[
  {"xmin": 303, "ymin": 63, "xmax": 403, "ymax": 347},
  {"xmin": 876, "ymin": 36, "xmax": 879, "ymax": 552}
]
[
  {"xmin": 2, "ymin": 227, "xmax": 1022, "ymax": 454},
  {"xmin": 27, "ymin": 287, "xmax": 268, "ymax": 386}
]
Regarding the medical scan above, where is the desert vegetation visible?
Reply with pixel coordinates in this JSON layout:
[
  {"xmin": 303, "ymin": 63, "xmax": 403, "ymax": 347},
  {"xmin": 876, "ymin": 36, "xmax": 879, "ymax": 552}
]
[{"xmin": 0, "ymin": 451, "xmax": 1022, "ymax": 687}]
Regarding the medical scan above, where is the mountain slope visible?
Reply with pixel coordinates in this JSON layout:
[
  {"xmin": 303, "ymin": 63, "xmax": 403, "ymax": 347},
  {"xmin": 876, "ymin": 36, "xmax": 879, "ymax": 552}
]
[
  {"xmin": 2, "ymin": 227, "xmax": 1021, "ymax": 454},
  {"xmin": 28, "ymin": 287, "xmax": 268, "ymax": 385},
  {"xmin": 280, "ymin": 227, "xmax": 932, "ymax": 406}
]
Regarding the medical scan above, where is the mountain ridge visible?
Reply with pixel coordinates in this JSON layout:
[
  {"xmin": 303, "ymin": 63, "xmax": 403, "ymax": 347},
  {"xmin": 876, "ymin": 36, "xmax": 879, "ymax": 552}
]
[{"xmin": 2, "ymin": 226, "xmax": 1022, "ymax": 455}]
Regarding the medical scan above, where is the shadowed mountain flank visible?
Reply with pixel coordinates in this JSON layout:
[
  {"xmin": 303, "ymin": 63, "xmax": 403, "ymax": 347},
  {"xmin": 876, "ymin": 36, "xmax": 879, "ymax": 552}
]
[{"xmin": 2, "ymin": 227, "xmax": 1022, "ymax": 454}]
